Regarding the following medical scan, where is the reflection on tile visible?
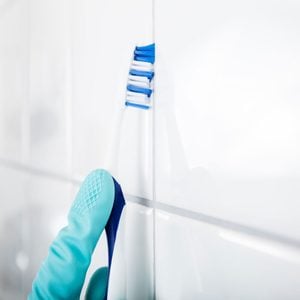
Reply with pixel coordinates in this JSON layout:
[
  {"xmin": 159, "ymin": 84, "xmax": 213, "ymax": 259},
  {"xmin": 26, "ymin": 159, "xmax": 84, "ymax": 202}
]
[
  {"xmin": 156, "ymin": 210, "xmax": 300, "ymax": 300},
  {"xmin": 155, "ymin": 0, "xmax": 300, "ymax": 239},
  {"xmin": 108, "ymin": 202, "xmax": 154, "ymax": 300},
  {"xmin": 28, "ymin": 0, "xmax": 71, "ymax": 173},
  {"xmin": 0, "ymin": 0, "xmax": 28, "ymax": 162}
]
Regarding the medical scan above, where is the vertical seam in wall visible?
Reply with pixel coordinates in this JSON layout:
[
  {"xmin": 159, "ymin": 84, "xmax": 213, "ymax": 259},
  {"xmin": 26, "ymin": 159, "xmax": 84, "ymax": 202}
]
[
  {"xmin": 151, "ymin": 0, "xmax": 156, "ymax": 297},
  {"xmin": 20, "ymin": 0, "xmax": 31, "ymax": 294},
  {"xmin": 66, "ymin": 0, "xmax": 73, "ymax": 199}
]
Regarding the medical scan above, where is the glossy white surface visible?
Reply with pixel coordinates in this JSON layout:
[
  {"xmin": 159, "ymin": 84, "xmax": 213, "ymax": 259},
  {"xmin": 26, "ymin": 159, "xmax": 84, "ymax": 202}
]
[
  {"xmin": 108, "ymin": 202, "xmax": 154, "ymax": 299},
  {"xmin": 0, "ymin": 0, "xmax": 153, "ymax": 198},
  {"xmin": 156, "ymin": 210, "xmax": 300, "ymax": 300},
  {"xmin": 28, "ymin": 0, "xmax": 72, "ymax": 173},
  {"xmin": 0, "ymin": 0, "xmax": 28, "ymax": 162},
  {"xmin": 155, "ymin": 0, "xmax": 300, "ymax": 240},
  {"xmin": 71, "ymin": 0, "xmax": 153, "ymax": 199}
]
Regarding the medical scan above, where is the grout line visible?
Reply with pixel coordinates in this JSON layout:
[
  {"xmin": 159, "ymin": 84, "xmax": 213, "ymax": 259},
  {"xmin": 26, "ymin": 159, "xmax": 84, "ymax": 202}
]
[
  {"xmin": 0, "ymin": 158, "xmax": 82, "ymax": 185},
  {"xmin": 66, "ymin": 0, "xmax": 73, "ymax": 179},
  {"xmin": 127, "ymin": 195, "xmax": 300, "ymax": 249},
  {"xmin": 151, "ymin": 0, "xmax": 157, "ymax": 296},
  {"xmin": 1, "ymin": 158, "xmax": 300, "ymax": 249},
  {"xmin": 66, "ymin": 0, "xmax": 74, "ymax": 209}
]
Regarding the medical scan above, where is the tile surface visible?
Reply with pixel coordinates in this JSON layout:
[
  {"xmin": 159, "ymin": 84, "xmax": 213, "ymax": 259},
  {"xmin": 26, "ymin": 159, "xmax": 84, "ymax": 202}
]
[
  {"xmin": 0, "ymin": 0, "xmax": 28, "ymax": 162},
  {"xmin": 155, "ymin": 0, "xmax": 300, "ymax": 240},
  {"xmin": 28, "ymin": 0, "xmax": 72, "ymax": 173},
  {"xmin": 156, "ymin": 210, "xmax": 300, "ymax": 300}
]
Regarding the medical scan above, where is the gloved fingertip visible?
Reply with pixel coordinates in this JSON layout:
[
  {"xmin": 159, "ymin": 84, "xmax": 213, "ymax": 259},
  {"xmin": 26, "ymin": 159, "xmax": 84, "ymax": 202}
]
[
  {"xmin": 85, "ymin": 267, "xmax": 109, "ymax": 300},
  {"xmin": 70, "ymin": 169, "xmax": 115, "ymax": 218}
]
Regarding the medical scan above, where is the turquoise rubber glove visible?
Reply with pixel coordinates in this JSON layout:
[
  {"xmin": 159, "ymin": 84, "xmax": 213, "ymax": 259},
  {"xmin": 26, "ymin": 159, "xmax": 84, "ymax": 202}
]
[{"xmin": 29, "ymin": 169, "xmax": 115, "ymax": 300}]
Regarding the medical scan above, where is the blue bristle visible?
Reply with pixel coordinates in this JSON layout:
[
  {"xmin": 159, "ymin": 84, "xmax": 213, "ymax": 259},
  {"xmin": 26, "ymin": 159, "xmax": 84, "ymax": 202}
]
[
  {"xmin": 125, "ymin": 101, "xmax": 150, "ymax": 110},
  {"xmin": 129, "ymin": 69, "xmax": 154, "ymax": 81},
  {"xmin": 127, "ymin": 84, "xmax": 152, "ymax": 97}
]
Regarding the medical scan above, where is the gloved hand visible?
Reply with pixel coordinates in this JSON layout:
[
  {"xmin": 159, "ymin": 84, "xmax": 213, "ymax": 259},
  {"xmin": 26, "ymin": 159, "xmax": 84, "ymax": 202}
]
[{"xmin": 28, "ymin": 169, "xmax": 115, "ymax": 300}]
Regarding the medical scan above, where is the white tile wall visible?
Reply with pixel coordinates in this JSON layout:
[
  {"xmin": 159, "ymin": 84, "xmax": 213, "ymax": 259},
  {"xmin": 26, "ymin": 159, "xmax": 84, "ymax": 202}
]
[
  {"xmin": 0, "ymin": 0, "xmax": 29, "ymax": 162},
  {"xmin": 154, "ymin": 0, "xmax": 300, "ymax": 298},
  {"xmin": 28, "ymin": 0, "xmax": 72, "ymax": 173},
  {"xmin": 155, "ymin": 0, "xmax": 300, "ymax": 240},
  {"xmin": 156, "ymin": 210, "xmax": 300, "ymax": 300}
]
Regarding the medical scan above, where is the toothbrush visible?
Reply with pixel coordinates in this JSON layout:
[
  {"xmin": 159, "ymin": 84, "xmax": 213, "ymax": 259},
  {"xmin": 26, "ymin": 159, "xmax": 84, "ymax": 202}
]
[
  {"xmin": 105, "ymin": 43, "xmax": 155, "ymax": 176},
  {"xmin": 104, "ymin": 43, "xmax": 155, "ymax": 299},
  {"xmin": 105, "ymin": 43, "xmax": 155, "ymax": 268}
]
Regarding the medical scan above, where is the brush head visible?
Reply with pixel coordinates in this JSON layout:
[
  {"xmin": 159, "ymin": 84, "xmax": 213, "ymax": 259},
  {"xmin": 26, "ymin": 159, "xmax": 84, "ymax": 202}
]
[{"xmin": 125, "ymin": 43, "xmax": 155, "ymax": 110}]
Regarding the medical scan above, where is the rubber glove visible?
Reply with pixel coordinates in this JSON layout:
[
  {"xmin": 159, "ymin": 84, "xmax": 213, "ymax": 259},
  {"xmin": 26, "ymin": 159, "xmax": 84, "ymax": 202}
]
[{"xmin": 28, "ymin": 169, "xmax": 115, "ymax": 300}]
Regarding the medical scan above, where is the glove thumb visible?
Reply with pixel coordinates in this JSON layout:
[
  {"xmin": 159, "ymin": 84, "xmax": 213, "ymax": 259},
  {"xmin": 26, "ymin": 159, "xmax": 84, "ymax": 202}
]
[{"xmin": 85, "ymin": 267, "xmax": 109, "ymax": 300}]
